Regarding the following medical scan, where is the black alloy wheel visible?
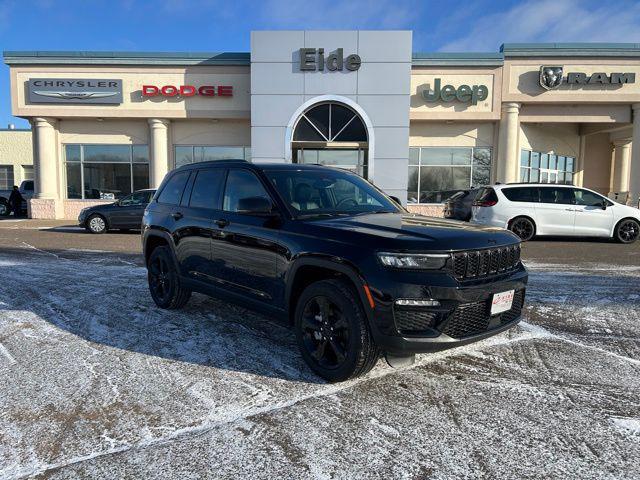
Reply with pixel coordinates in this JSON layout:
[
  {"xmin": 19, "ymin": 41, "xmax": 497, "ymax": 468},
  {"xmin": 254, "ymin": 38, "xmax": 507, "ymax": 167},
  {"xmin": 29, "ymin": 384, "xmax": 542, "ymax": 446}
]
[
  {"xmin": 147, "ymin": 246, "xmax": 191, "ymax": 309},
  {"xmin": 294, "ymin": 279, "xmax": 379, "ymax": 382},
  {"xmin": 510, "ymin": 217, "xmax": 535, "ymax": 241},
  {"xmin": 300, "ymin": 295, "xmax": 350, "ymax": 369},
  {"xmin": 615, "ymin": 219, "xmax": 640, "ymax": 244}
]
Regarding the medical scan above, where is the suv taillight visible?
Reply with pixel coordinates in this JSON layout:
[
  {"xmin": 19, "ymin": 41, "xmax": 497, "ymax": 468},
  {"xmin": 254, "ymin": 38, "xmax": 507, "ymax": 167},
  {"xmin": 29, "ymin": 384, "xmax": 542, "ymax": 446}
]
[{"xmin": 473, "ymin": 199, "xmax": 497, "ymax": 207}]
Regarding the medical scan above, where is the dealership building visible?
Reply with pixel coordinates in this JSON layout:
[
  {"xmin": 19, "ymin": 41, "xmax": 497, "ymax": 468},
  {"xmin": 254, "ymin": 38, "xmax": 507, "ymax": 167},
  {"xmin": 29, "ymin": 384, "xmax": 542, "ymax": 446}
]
[{"xmin": 4, "ymin": 31, "xmax": 640, "ymax": 219}]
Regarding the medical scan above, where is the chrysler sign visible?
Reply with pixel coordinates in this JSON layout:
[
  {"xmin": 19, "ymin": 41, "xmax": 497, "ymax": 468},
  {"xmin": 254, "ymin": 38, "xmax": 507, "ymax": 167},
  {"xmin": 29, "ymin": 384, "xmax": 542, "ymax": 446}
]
[{"xmin": 27, "ymin": 78, "xmax": 123, "ymax": 104}]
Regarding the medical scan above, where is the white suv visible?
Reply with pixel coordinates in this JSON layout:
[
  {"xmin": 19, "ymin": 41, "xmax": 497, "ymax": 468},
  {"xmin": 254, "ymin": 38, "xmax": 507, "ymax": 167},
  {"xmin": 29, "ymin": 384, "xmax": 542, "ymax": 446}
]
[{"xmin": 471, "ymin": 184, "xmax": 640, "ymax": 243}]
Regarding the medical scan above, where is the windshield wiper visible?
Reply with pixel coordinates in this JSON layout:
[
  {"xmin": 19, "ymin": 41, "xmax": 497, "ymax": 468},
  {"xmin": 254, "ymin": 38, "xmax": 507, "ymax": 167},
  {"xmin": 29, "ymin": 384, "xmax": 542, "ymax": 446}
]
[{"xmin": 296, "ymin": 212, "xmax": 350, "ymax": 219}]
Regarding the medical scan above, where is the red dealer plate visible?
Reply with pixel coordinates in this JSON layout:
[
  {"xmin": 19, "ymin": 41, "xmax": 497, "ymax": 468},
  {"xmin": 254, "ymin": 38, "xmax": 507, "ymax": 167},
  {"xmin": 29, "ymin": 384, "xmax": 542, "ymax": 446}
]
[{"xmin": 491, "ymin": 290, "xmax": 514, "ymax": 315}]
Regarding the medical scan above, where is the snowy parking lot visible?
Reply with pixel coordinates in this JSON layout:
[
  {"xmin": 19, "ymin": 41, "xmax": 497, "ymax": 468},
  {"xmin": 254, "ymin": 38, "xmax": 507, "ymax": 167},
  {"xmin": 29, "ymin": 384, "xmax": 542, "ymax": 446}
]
[{"xmin": 0, "ymin": 225, "xmax": 639, "ymax": 479}]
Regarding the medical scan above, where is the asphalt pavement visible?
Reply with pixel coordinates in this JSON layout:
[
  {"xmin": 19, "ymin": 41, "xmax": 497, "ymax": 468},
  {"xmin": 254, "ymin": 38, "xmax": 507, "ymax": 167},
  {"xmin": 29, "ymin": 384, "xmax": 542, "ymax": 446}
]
[{"xmin": 0, "ymin": 218, "xmax": 638, "ymax": 479}]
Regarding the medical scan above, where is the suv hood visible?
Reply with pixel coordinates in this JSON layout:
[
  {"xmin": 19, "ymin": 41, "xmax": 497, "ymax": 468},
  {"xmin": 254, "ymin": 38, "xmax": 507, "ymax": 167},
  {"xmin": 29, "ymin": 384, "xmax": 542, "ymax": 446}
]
[{"xmin": 306, "ymin": 213, "xmax": 519, "ymax": 251}]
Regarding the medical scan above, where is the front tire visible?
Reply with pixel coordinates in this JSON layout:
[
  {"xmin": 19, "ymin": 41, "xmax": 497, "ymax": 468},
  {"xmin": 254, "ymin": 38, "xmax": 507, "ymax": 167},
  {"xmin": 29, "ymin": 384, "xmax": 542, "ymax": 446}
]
[
  {"xmin": 294, "ymin": 279, "xmax": 379, "ymax": 382},
  {"xmin": 87, "ymin": 214, "xmax": 108, "ymax": 234},
  {"xmin": 509, "ymin": 217, "xmax": 536, "ymax": 241},
  {"xmin": 614, "ymin": 218, "xmax": 640, "ymax": 244},
  {"xmin": 147, "ymin": 246, "xmax": 191, "ymax": 309}
]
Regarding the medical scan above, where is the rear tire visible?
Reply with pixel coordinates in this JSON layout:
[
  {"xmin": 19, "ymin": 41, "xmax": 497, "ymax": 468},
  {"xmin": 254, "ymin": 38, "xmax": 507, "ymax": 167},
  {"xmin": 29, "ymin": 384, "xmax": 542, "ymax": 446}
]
[
  {"xmin": 509, "ymin": 217, "xmax": 535, "ymax": 241},
  {"xmin": 147, "ymin": 246, "xmax": 191, "ymax": 309},
  {"xmin": 0, "ymin": 200, "xmax": 9, "ymax": 217},
  {"xmin": 294, "ymin": 279, "xmax": 380, "ymax": 382},
  {"xmin": 87, "ymin": 214, "xmax": 108, "ymax": 234},
  {"xmin": 614, "ymin": 218, "xmax": 640, "ymax": 244}
]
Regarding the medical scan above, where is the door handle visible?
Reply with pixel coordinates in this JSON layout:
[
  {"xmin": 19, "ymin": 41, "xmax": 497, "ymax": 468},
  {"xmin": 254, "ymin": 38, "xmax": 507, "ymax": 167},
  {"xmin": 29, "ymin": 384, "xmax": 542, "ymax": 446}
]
[
  {"xmin": 564, "ymin": 208, "xmax": 575, "ymax": 211},
  {"xmin": 215, "ymin": 218, "xmax": 229, "ymax": 228},
  {"xmin": 171, "ymin": 212, "xmax": 183, "ymax": 220}
]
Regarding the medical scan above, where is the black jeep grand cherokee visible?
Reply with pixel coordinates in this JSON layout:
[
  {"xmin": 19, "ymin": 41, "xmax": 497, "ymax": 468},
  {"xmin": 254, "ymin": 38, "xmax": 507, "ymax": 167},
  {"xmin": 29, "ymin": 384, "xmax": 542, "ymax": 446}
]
[{"xmin": 142, "ymin": 160, "xmax": 527, "ymax": 382}]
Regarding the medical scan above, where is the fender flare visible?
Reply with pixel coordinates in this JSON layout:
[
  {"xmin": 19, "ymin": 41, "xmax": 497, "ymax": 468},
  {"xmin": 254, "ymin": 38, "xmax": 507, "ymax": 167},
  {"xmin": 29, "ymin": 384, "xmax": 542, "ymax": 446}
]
[
  {"xmin": 143, "ymin": 229, "xmax": 179, "ymax": 270},
  {"xmin": 284, "ymin": 254, "xmax": 372, "ymax": 319}
]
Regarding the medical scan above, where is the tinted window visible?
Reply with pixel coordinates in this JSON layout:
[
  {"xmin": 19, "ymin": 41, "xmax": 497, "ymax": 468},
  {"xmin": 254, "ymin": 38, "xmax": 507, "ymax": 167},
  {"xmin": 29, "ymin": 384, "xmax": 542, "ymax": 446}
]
[
  {"xmin": 267, "ymin": 169, "xmax": 397, "ymax": 217},
  {"xmin": 476, "ymin": 187, "xmax": 498, "ymax": 203},
  {"xmin": 120, "ymin": 191, "xmax": 150, "ymax": 206},
  {"xmin": 574, "ymin": 189, "xmax": 606, "ymax": 206},
  {"xmin": 539, "ymin": 187, "xmax": 573, "ymax": 205},
  {"xmin": 223, "ymin": 169, "xmax": 271, "ymax": 213},
  {"xmin": 189, "ymin": 169, "xmax": 225, "ymax": 209},
  {"xmin": 502, "ymin": 187, "xmax": 538, "ymax": 203},
  {"xmin": 22, "ymin": 181, "xmax": 34, "ymax": 191},
  {"xmin": 157, "ymin": 171, "xmax": 190, "ymax": 205}
]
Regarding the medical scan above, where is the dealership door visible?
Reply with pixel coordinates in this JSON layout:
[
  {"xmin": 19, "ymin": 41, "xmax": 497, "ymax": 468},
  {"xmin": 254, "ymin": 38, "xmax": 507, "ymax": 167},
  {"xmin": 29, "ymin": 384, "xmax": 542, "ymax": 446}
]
[
  {"xmin": 291, "ymin": 102, "xmax": 368, "ymax": 178},
  {"xmin": 292, "ymin": 148, "xmax": 367, "ymax": 177}
]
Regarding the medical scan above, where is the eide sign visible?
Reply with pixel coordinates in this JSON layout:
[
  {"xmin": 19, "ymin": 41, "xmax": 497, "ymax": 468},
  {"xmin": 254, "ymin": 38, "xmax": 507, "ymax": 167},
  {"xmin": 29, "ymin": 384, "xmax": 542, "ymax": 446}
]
[{"xmin": 299, "ymin": 48, "xmax": 361, "ymax": 72}]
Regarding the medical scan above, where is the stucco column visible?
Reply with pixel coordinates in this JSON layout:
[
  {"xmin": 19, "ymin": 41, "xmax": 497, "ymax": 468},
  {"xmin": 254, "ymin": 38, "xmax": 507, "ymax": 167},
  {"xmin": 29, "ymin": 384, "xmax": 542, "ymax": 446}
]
[
  {"xmin": 32, "ymin": 117, "xmax": 58, "ymax": 199},
  {"xmin": 629, "ymin": 104, "xmax": 640, "ymax": 207},
  {"xmin": 497, "ymin": 103, "xmax": 521, "ymax": 183},
  {"xmin": 148, "ymin": 119, "xmax": 170, "ymax": 188},
  {"xmin": 610, "ymin": 139, "xmax": 632, "ymax": 197}
]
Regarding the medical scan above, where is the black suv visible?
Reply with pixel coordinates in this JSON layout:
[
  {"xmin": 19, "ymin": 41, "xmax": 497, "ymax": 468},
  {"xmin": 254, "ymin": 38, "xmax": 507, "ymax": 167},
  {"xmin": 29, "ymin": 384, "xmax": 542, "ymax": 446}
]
[{"xmin": 142, "ymin": 160, "xmax": 527, "ymax": 382}]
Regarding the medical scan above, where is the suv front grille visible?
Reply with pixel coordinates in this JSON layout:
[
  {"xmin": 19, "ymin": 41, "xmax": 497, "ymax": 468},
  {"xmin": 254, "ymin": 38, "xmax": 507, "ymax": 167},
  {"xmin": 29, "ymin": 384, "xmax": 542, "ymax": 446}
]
[
  {"xmin": 439, "ymin": 289, "xmax": 525, "ymax": 339},
  {"xmin": 452, "ymin": 245, "xmax": 521, "ymax": 280}
]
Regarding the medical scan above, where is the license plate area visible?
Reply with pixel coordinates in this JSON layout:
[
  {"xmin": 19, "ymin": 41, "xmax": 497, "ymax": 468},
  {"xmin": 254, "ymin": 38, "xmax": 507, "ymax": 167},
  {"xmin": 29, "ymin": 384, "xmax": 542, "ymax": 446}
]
[{"xmin": 491, "ymin": 289, "xmax": 514, "ymax": 315}]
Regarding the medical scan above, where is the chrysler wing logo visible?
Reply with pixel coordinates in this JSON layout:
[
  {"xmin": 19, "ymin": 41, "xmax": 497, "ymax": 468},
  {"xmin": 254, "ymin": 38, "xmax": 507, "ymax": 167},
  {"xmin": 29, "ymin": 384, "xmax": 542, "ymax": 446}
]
[
  {"xmin": 539, "ymin": 66, "xmax": 563, "ymax": 90},
  {"xmin": 33, "ymin": 90, "xmax": 119, "ymax": 100}
]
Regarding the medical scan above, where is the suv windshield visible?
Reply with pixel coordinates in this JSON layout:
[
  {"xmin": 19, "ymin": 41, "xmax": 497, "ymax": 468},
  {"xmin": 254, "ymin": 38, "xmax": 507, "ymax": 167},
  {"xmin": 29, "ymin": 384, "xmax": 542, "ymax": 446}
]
[{"xmin": 267, "ymin": 168, "xmax": 399, "ymax": 218}]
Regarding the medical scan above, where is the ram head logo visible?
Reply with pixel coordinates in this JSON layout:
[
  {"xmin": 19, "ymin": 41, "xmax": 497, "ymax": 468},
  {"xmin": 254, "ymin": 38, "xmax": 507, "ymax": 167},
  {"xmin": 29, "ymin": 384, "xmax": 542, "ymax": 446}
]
[{"xmin": 539, "ymin": 66, "xmax": 564, "ymax": 90}]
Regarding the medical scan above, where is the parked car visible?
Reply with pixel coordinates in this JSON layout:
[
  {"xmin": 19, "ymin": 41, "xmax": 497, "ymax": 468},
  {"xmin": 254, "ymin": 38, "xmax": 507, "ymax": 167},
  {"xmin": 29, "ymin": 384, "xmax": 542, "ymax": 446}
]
[
  {"xmin": 0, "ymin": 180, "xmax": 34, "ymax": 216},
  {"xmin": 79, "ymin": 189, "xmax": 156, "ymax": 233},
  {"xmin": 472, "ymin": 183, "xmax": 640, "ymax": 243},
  {"xmin": 142, "ymin": 160, "xmax": 527, "ymax": 382},
  {"xmin": 443, "ymin": 189, "xmax": 479, "ymax": 221}
]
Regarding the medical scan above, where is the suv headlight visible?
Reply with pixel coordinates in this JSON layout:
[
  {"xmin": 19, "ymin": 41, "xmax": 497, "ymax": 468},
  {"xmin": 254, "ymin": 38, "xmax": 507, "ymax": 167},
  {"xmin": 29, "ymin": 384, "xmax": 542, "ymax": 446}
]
[{"xmin": 377, "ymin": 252, "xmax": 449, "ymax": 270}]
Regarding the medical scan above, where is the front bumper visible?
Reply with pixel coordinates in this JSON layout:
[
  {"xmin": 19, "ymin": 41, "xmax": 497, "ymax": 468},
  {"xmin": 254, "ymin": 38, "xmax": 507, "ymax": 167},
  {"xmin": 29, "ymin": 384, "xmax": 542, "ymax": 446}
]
[{"xmin": 365, "ymin": 266, "xmax": 528, "ymax": 355}]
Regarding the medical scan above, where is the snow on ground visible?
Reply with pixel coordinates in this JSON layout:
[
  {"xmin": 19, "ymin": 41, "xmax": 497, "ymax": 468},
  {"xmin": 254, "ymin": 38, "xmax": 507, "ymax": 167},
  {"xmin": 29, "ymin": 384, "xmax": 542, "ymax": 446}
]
[{"xmin": 0, "ymin": 248, "xmax": 638, "ymax": 479}]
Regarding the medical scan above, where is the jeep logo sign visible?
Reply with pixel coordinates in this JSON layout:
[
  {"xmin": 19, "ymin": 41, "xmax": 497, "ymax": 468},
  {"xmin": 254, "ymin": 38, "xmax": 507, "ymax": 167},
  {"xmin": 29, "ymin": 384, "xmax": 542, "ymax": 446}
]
[
  {"xmin": 299, "ymin": 48, "xmax": 361, "ymax": 72},
  {"xmin": 422, "ymin": 79, "xmax": 489, "ymax": 105}
]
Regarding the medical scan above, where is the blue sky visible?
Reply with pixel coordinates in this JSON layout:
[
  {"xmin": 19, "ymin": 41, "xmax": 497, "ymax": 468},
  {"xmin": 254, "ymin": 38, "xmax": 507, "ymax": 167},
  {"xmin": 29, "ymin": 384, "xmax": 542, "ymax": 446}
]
[{"xmin": 2, "ymin": 0, "xmax": 640, "ymax": 128}]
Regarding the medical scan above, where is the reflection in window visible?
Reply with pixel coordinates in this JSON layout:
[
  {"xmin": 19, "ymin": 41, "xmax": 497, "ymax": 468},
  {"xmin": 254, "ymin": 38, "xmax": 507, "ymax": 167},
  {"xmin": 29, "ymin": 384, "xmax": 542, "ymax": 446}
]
[
  {"xmin": 174, "ymin": 145, "xmax": 251, "ymax": 168},
  {"xmin": 520, "ymin": 149, "xmax": 575, "ymax": 185},
  {"xmin": 64, "ymin": 144, "xmax": 149, "ymax": 200},
  {"xmin": 407, "ymin": 147, "xmax": 492, "ymax": 204}
]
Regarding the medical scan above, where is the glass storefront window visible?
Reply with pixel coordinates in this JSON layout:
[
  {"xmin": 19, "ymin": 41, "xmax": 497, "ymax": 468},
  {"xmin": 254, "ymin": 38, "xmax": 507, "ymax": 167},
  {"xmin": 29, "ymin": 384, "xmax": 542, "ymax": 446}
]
[
  {"xmin": 520, "ymin": 149, "xmax": 575, "ymax": 186},
  {"xmin": 84, "ymin": 145, "xmax": 131, "ymax": 163},
  {"xmin": 174, "ymin": 145, "xmax": 250, "ymax": 168},
  {"xmin": 407, "ymin": 147, "xmax": 492, "ymax": 204},
  {"xmin": 64, "ymin": 144, "xmax": 150, "ymax": 200}
]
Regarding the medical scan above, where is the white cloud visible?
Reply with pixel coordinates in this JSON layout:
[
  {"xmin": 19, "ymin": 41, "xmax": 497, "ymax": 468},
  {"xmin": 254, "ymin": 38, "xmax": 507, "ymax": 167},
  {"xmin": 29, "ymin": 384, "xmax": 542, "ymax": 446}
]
[
  {"xmin": 259, "ymin": 0, "xmax": 417, "ymax": 29},
  {"xmin": 439, "ymin": 0, "xmax": 640, "ymax": 52}
]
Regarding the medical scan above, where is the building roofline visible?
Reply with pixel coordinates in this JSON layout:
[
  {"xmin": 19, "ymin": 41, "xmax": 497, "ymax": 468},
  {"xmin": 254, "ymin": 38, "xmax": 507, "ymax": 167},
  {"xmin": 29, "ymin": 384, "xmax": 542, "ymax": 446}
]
[
  {"xmin": 412, "ymin": 52, "xmax": 503, "ymax": 66},
  {"xmin": 501, "ymin": 43, "xmax": 640, "ymax": 57},
  {"xmin": 3, "ymin": 51, "xmax": 251, "ymax": 66},
  {"xmin": 5, "ymin": 43, "xmax": 640, "ymax": 67},
  {"xmin": 0, "ymin": 128, "xmax": 31, "ymax": 132}
]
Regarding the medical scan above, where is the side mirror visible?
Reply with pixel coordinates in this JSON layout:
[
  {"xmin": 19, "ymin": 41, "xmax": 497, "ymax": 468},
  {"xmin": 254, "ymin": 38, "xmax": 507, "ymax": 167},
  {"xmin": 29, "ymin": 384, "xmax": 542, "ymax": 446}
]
[
  {"xmin": 389, "ymin": 195, "xmax": 402, "ymax": 206},
  {"xmin": 601, "ymin": 200, "xmax": 608, "ymax": 210},
  {"xmin": 237, "ymin": 196, "xmax": 277, "ymax": 215}
]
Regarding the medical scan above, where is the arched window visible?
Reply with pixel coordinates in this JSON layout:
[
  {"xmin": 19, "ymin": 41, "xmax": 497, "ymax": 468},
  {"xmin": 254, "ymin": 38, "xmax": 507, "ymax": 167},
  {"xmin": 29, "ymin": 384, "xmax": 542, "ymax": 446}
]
[
  {"xmin": 292, "ymin": 102, "xmax": 368, "ymax": 177},
  {"xmin": 293, "ymin": 102, "xmax": 367, "ymax": 143}
]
